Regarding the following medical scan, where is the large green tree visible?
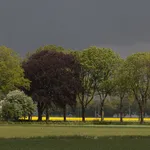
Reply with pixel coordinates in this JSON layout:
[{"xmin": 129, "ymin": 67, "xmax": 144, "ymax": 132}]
[
  {"xmin": 114, "ymin": 59, "xmax": 130, "ymax": 122},
  {"xmin": 73, "ymin": 49, "xmax": 97, "ymax": 122},
  {"xmin": 124, "ymin": 52, "xmax": 150, "ymax": 124},
  {"xmin": 88, "ymin": 46, "xmax": 121, "ymax": 121},
  {"xmin": 0, "ymin": 46, "xmax": 29, "ymax": 94}
]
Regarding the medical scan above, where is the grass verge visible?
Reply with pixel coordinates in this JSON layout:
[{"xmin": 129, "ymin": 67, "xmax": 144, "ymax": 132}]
[{"xmin": 1, "ymin": 125, "xmax": 150, "ymax": 138}]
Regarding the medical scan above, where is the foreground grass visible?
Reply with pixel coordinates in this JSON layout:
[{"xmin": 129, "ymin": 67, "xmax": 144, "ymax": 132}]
[
  {"xmin": 0, "ymin": 136, "xmax": 150, "ymax": 150},
  {"xmin": 1, "ymin": 125, "xmax": 150, "ymax": 138},
  {"xmin": 1, "ymin": 125, "xmax": 150, "ymax": 149}
]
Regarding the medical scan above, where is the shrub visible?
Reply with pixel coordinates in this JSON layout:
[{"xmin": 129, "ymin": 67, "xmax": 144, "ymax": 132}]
[{"xmin": 1, "ymin": 90, "xmax": 36, "ymax": 121}]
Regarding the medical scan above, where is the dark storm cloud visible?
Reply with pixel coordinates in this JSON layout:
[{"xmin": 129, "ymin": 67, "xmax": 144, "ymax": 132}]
[{"xmin": 0, "ymin": 0, "xmax": 150, "ymax": 57}]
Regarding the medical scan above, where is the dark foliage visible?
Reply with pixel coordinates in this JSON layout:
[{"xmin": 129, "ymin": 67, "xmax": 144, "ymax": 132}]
[{"xmin": 22, "ymin": 50, "xmax": 81, "ymax": 121}]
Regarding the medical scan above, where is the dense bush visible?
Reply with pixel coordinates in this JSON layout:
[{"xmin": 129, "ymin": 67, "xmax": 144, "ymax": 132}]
[{"xmin": 0, "ymin": 90, "xmax": 36, "ymax": 121}]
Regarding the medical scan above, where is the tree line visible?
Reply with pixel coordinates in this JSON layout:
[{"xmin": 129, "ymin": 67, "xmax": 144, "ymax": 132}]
[{"xmin": 0, "ymin": 45, "xmax": 150, "ymax": 124}]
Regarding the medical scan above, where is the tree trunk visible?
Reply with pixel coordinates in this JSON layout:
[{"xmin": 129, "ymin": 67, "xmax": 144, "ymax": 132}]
[
  {"xmin": 37, "ymin": 106, "xmax": 43, "ymax": 121},
  {"xmin": 129, "ymin": 105, "xmax": 131, "ymax": 117},
  {"xmin": 144, "ymin": 111, "xmax": 145, "ymax": 118},
  {"xmin": 38, "ymin": 110, "xmax": 42, "ymax": 121},
  {"xmin": 81, "ymin": 105, "xmax": 85, "ymax": 122},
  {"xmin": 28, "ymin": 114, "xmax": 31, "ymax": 121},
  {"xmin": 139, "ymin": 105, "xmax": 144, "ymax": 124},
  {"xmin": 120, "ymin": 99, "xmax": 123, "ymax": 123},
  {"xmin": 37, "ymin": 102, "xmax": 44, "ymax": 121},
  {"xmin": 46, "ymin": 106, "xmax": 50, "ymax": 123},
  {"xmin": 63, "ymin": 105, "xmax": 66, "ymax": 122},
  {"xmin": 100, "ymin": 103, "xmax": 104, "ymax": 121}
]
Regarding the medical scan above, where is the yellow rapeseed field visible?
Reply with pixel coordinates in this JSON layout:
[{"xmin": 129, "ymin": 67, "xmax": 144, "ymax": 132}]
[{"xmin": 20, "ymin": 116, "xmax": 150, "ymax": 122}]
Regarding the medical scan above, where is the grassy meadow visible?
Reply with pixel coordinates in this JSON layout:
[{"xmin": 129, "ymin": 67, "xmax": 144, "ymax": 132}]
[
  {"xmin": 1, "ymin": 125, "xmax": 150, "ymax": 138},
  {"xmin": 0, "ymin": 125, "xmax": 150, "ymax": 149}
]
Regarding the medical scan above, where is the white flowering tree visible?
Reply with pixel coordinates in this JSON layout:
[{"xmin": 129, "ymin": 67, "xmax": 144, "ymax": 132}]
[{"xmin": 1, "ymin": 90, "xmax": 36, "ymax": 121}]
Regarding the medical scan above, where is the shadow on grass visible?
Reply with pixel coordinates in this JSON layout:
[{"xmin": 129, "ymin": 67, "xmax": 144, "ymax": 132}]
[
  {"xmin": 0, "ymin": 136, "xmax": 150, "ymax": 150},
  {"xmin": 1, "ymin": 135, "xmax": 150, "ymax": 140}
]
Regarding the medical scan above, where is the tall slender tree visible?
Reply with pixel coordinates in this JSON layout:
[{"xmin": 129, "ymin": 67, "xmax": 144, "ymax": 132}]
[
  {"xmin": 73, "ymin": 50, "xmax": 97, "ymax": 122},
  {"xmin": 114, "ymin": 59, "xmax": 130, "ymax": 122},
  {"xmin": 80, "ymin": 47, "xmax": 121, "ymax": 121}
]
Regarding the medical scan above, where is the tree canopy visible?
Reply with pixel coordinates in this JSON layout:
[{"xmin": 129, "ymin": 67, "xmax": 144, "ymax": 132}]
[
  {"xmin": 0, "ymin": 90, "xmax": 35, "ymax": 121},
  {"xmin": 1, "ymin": 44, "xmax": 150, "ymax": 123},
  {"xmin": 22, "ymin": 49, "xmax": 81, "ymax": 121},
  {"xmin": 124, "ymin": 52, "xmax": 150, "ymax": 123},
  {"xmin": 0, "ymin": 46, "xmax": 29, "ymax": 94},
  {"xmin": 83, "ymin": 46, "xmax": 121, "ymax": 121}
]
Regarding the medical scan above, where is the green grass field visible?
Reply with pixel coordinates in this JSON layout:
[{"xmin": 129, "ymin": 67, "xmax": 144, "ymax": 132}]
[
  {"xmin": 1, "ymin": 137, "xmax": 150, "ymax": 150},
  {"xmin": 1, "ymin": 125, "xmax": 150, "ymax": 149}
]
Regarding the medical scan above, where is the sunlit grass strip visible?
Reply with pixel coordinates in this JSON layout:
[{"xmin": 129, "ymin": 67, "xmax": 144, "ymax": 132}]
[{"xmin": 20, "ymin": 117, "xmax": 150, "ymax": 122}]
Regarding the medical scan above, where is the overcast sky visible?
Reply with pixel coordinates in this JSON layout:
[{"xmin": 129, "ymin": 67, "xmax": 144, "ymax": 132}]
[{"xmin": 0, "ymin": 0, "xmax": 150, "ymax": 57}]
